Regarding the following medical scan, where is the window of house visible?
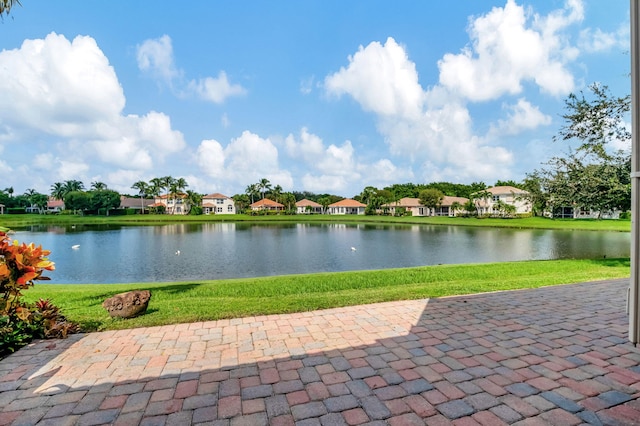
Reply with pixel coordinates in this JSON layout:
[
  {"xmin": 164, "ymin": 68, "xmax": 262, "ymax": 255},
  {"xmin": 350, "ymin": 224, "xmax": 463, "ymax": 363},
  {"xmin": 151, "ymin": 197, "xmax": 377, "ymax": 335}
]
[
  {"xmin": 227, "ymin": 205, "xmax": 233, "ymax": 212},
  {"xmin": 216, "ymin": 199, "xmax": 224, "ymax": 204},
  {"xmin": 217, "ymin": 207, "xmax": 223, "ymax": 213},
  {"xmin": 492, "ymin": 195, "xmax": 500, "ymax": 202}
]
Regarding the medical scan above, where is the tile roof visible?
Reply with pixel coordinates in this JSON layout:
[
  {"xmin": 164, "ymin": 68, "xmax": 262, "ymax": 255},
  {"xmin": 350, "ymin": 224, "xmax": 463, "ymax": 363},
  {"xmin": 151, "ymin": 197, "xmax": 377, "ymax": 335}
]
[
  {"xmin": 203, "ymin": 193, "xmax": 230, "ymax": 199},
  {"xmin": 295, "ymin": 199, "xmax": 322, "ymax": 207},
  {"xmin": 250, "ymin": 198, "xmax": 284, "ymax": 207},
  {"xmin": 329, "ymin": 198, "xmax": 366, "ymax": 208}
]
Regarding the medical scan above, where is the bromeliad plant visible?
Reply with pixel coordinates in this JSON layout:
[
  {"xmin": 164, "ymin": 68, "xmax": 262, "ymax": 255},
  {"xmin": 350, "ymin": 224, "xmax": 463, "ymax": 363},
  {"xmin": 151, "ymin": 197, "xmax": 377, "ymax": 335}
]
[{"xmin": 0, "ymin": 229, "xmax": 77, "ymax": 357}]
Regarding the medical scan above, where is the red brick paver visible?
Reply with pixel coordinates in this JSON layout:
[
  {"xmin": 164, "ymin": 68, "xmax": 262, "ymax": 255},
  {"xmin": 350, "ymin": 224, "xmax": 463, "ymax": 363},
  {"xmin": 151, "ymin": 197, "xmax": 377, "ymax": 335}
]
[{"xmin": 1, "ymin": 279, "xmax": 639, "ymax": 424}]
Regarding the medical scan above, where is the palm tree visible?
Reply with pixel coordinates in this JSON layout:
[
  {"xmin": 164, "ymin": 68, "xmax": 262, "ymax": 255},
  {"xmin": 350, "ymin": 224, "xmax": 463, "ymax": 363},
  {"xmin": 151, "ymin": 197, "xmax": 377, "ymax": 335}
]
[
  {"xmin": 131, "ymin": 180, "xmax": 150, "ymax": 214},
  {"xmin": 50, "ymin": 182, "xmax": 66, "ymax": 201},
  {"xmin": 185, "ymin": 190, "xmax": 202, "ymax": 214},
  {"xmin": 271, "ymin": 185, "xmax": 283, "ymax": 203},
  {"xmin": 149, "ymin": 177, "xmax": 164, "ymax": 195},
  {"xmin": 63, "ymin": 179, "xmax": 84, "ymax": 194},
  {"xmin": 91, "ymin": 181, "xmax": 107, "ymax": 191},
  {"xmin": 3, "ymin": 187, "xmax": 13, "ymax": 198},
  {"xmin": 168, "ymin": 178, "xmax": 188, "ymax": 214},
  {"xmin": 0, "ymin": 0, "xmax": 20, "ymax": 17},
  {"xmin": 161, "ymin": 176, "xmax": 175, "ymax": 213},
  {"xmin": 258, "ymin": 178, "xmax": 271, "ymax": 199},
  {"xmin": 318, "ymin": 196, "xmax": 331, "ymax": 214},
  {"xmin": 245, "ymin": 184, "xmax": 259, "ymax": 204},
  {"xmin": 472, "ymin": 190, "xmax": 492, "ymax": 216}
]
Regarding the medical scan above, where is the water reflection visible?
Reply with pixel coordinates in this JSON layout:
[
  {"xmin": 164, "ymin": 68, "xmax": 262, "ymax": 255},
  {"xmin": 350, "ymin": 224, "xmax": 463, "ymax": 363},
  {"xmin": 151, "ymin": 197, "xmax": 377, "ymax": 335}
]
[{"xmin": 12, "ymin": 223, "xmax": 630, "ymax": 284}]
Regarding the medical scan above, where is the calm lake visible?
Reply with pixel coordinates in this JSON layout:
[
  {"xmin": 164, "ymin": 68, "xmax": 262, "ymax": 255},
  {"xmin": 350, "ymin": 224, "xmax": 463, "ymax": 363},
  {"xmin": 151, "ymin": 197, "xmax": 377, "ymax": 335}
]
[{"xmin": 13, "ymin": 223, "xmax": 631, "ymax": 284}]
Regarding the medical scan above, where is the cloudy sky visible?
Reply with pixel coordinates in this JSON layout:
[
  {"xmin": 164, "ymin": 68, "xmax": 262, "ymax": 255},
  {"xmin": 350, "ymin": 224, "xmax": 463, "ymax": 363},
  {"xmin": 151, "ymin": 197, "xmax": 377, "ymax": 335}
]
[{"xmin": 0, "ymin": 0, "xmax": 630, "ymax": 197}]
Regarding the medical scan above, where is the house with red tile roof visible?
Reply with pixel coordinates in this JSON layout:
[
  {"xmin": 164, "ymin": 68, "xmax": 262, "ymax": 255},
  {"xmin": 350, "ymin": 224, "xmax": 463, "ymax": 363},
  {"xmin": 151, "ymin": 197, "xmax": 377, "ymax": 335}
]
[
  {"xmin": 328, "ymin": 198, "xmax": 366, "ymax": 215},
  {"xmin": 295, "ymin": 199, "xmax": 323, "ymax": 214},
  {"xmin": 202, "ymin": 193, "xmax": 236, "ymax": 215},
  {"xmin": 250, "ymin": 198, "xmax": 284, "ymax": 211},
  {"xmin": 46, "ymin": 198, "xmax": 65, "ymax": 213},
  {"xmin": 152, "ymin": 193, "xmax": 188, "ymax": 214}
]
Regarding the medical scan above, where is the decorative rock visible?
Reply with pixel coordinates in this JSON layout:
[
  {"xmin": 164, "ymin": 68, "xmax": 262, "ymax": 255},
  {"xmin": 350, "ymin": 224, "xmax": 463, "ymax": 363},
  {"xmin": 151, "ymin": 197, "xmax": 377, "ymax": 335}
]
[{"xmin": 102, "ymin": 290, "xmax": 151, "ymax": 318}]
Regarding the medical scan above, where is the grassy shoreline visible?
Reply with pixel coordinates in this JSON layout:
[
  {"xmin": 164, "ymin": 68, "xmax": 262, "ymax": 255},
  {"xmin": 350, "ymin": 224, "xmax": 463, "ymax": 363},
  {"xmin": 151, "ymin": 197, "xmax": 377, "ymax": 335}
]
[
  {"xmin": 25, "ymin": 258, "xmax": 630, "ymax": 332},
  {"xmin": 0, "ymin": 213, "xmax": 632, "ymax": 232},
  {"xmin": 5, "ymin": 214, "xmax": 631, "ymax": 333}
]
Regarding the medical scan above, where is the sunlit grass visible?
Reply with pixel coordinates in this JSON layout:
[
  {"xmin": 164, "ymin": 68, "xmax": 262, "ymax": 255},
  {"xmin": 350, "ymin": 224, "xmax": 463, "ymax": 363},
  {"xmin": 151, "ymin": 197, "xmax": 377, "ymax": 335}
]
[{"xmin": 24, "ymin": 258, "xmax": 630, "ymax": 332}]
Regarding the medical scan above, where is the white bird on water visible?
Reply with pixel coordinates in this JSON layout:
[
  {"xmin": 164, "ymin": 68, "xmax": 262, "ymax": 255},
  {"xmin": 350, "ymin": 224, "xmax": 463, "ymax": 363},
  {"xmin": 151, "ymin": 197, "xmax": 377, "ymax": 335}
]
[
  {"xmin": 175, "ymin": 250, "xmax": 181, "ymax": 255},
  {"xmin": 71, "ymin": 245, "xmax": 80, "ymax": 250},
  {"xmin": 351, "ymin": 247, "xmax": 357, "ymax": 251}
]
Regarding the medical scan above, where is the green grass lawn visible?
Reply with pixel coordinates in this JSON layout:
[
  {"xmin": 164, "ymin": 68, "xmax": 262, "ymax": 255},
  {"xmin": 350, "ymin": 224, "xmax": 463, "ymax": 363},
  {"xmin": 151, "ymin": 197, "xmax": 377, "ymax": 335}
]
[
  {"xmin": 25, "ymin": 258, "xmax": 630, "ymax": 332},
  {"xmin": 0, "ymin": 213, "xmax": 632, "ymax": 231}
]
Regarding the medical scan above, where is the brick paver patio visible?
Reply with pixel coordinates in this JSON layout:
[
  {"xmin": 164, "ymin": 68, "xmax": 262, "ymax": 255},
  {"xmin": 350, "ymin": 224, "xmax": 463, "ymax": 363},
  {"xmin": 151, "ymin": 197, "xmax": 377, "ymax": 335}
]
[{"xmin": 1, "ymin": 278, "xmax": 640, "ymax": 425}]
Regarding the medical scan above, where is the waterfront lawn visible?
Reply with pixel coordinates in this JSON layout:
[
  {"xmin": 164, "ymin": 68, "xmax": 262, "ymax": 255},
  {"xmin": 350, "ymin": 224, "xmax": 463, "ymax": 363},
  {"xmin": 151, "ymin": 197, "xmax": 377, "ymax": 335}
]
[
  {"xmin": 0, "ymin": 213, "xmax": 632, "ymax": 232},
  {"xmin": 24, "ymin": 258, "xmax": 630, "ymax": 332}
]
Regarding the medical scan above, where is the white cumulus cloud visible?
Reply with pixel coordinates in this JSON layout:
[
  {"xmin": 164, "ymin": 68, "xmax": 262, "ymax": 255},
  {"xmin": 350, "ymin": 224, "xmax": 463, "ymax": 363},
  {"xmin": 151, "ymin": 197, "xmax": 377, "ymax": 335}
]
[{"xmin": 438, "ymin": 0, "xmax": 580, "ymax": 101}]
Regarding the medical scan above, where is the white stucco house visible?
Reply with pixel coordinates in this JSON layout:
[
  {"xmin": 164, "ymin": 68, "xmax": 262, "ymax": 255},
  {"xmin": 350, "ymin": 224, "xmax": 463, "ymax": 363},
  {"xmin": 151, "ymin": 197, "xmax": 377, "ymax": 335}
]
[
  {"xmin": 328, "ymin": 199, "xmax": 366, "ymax": 215},
  {"xmin": 296, "ymin": 199, "xmax": 323, "ymax": 214},
  {"xmin": 202, "ymin": 193, "xmax": 236, "ymax": 215},
  {"xmin": 474, "ymin": 186, "xmax": 531, "ymax": 216},
  {"xmin": 383, "ymin": 196, "xmax": 469, "ymax": 217}
]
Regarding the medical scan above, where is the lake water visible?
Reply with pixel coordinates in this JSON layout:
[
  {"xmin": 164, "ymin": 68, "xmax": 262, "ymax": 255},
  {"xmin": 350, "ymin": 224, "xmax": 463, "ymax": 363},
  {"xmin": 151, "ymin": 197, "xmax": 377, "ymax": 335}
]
[{"xmin": 12, "ymin": 223, "xmax": 631, "ymax": 284}]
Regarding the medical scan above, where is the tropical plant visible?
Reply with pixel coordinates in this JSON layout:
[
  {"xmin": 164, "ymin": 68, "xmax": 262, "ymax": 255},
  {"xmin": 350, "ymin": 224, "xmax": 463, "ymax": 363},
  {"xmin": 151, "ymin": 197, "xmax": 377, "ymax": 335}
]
[
  {"xmin": 168, "ymin": 178, "xmax": 188, "ymax": 214},
  {"xmin": 472, "ymin": 190, "xmax": 492, "ymax": 216},
  {"xmin": 63, "ymin": 180, "xmax": 85, "ymax": 194},
  {"xmin": 90, "ymin": 181, "xmax": 107, "ymax": 191},
  {"xmin": 233, "ymin": 194, "xmax": 250, "ymax": 213},
  {"xmin": 185, "ymin": 190, "xmax": 202, "ymax": 215},
  {"xmin": 257, "ymin": 178, "xmax": 271, "ymax": 199},
  {"xmin": 0, "ymin": 0, "xmax": 20, "ymax": 17},
  {"xmin": 245, "ymin": 184, "xmax": 259, "ymax": 204},
  {"xmin": 50, "ymin": 182, "xmax": 66, "ymax": 201},
  {"xmin": 0, "ymin": 230, "xmax": 77, "ymax": 357},
  {"xmin": 131, "ymin": 180, "xmax": 151, "ymax": 214}
]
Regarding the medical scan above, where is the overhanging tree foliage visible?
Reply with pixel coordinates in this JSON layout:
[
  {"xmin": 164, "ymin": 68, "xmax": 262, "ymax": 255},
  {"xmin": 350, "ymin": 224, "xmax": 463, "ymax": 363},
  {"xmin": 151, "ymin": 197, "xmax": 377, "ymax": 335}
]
[{"xmin": 529, "ymin": 83, "xmax": 631, "ymax": 217}]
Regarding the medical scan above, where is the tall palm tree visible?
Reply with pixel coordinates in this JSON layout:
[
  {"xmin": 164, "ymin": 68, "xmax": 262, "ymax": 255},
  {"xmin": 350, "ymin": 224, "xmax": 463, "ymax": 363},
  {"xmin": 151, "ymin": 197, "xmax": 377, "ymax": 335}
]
[
  {"xmin": 246, "ymin": 184, "xmax": 259, "ymax": 204},
  {"xmin": 168, "ymin": 178, "xmax": 188, "ymax": 214},
  {"xmin": 161, "ymin": 176, "xmax": 175, "ymax": 213},
  {"xmin": 50, "ymin": 182, "xmax": 66, "ymax": 201},
  {"xmin": 149, "ymin": 177, "xmax": 164, "ymax": 198},
  {"xmin": 3, "ymin": 187, "xmax": 13, "ymax": 198},
  {"xmin": 63, "ymin": 179, "xmax": 84, "ymax": 194},
  {"xmin": 258, "ymin": 178, "xmax": 271, "ymax": 199},
  {"xmin": 271, "ymin": 185, "xmax": 283, "ymax": 203},
  {"xmin": 131, "ymin": 180, "xmax": 150, "ymax": 214},
  {"xmin": 91, "ymin": 181, "xmax": 107, "ymax": 191}
]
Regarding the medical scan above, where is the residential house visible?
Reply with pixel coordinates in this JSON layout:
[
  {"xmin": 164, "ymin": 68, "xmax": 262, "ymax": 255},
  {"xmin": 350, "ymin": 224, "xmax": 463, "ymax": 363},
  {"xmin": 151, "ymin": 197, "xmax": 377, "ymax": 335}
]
[
  {"xmin": 296, "ymin": 199, "xmax": 323, "ymax": 214},
  {"xmin": 551, "ymin": 206, "xmax": 621, "ymax": 219},
  {"xmin": 202, "ymin": 193, "xmax": 236, "ymax": 215},
  {"xmin": 328, "ymin": 198, "xmax": 366, "ymax": 215},
  {"xmin": 152, "ymin": 193, "xmax": 188, "ymax": 214},
  {"xmin": 120, "ymin": 196, "xmax": 154, "ymax": 213},
  {"xmin": 250, "ymin": 198, "xmax": 285, "ymax": 212},
  {"xmin": 382, "ymin": 196, "xmax": 469, "ymax": 217},
  {"xmin": 474, "ymin": 186, "xmax": 531, "ymax": 216},
  {"xmin": 46, "ymin": 198, "xmax": 65, "ymax": 213}
]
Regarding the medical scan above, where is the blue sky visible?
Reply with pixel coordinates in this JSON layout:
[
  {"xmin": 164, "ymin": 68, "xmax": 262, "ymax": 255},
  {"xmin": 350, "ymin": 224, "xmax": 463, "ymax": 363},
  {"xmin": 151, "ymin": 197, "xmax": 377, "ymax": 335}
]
[{"xmin": 0, "ymin": 0, "xmax": 630, "ymax": 198}]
